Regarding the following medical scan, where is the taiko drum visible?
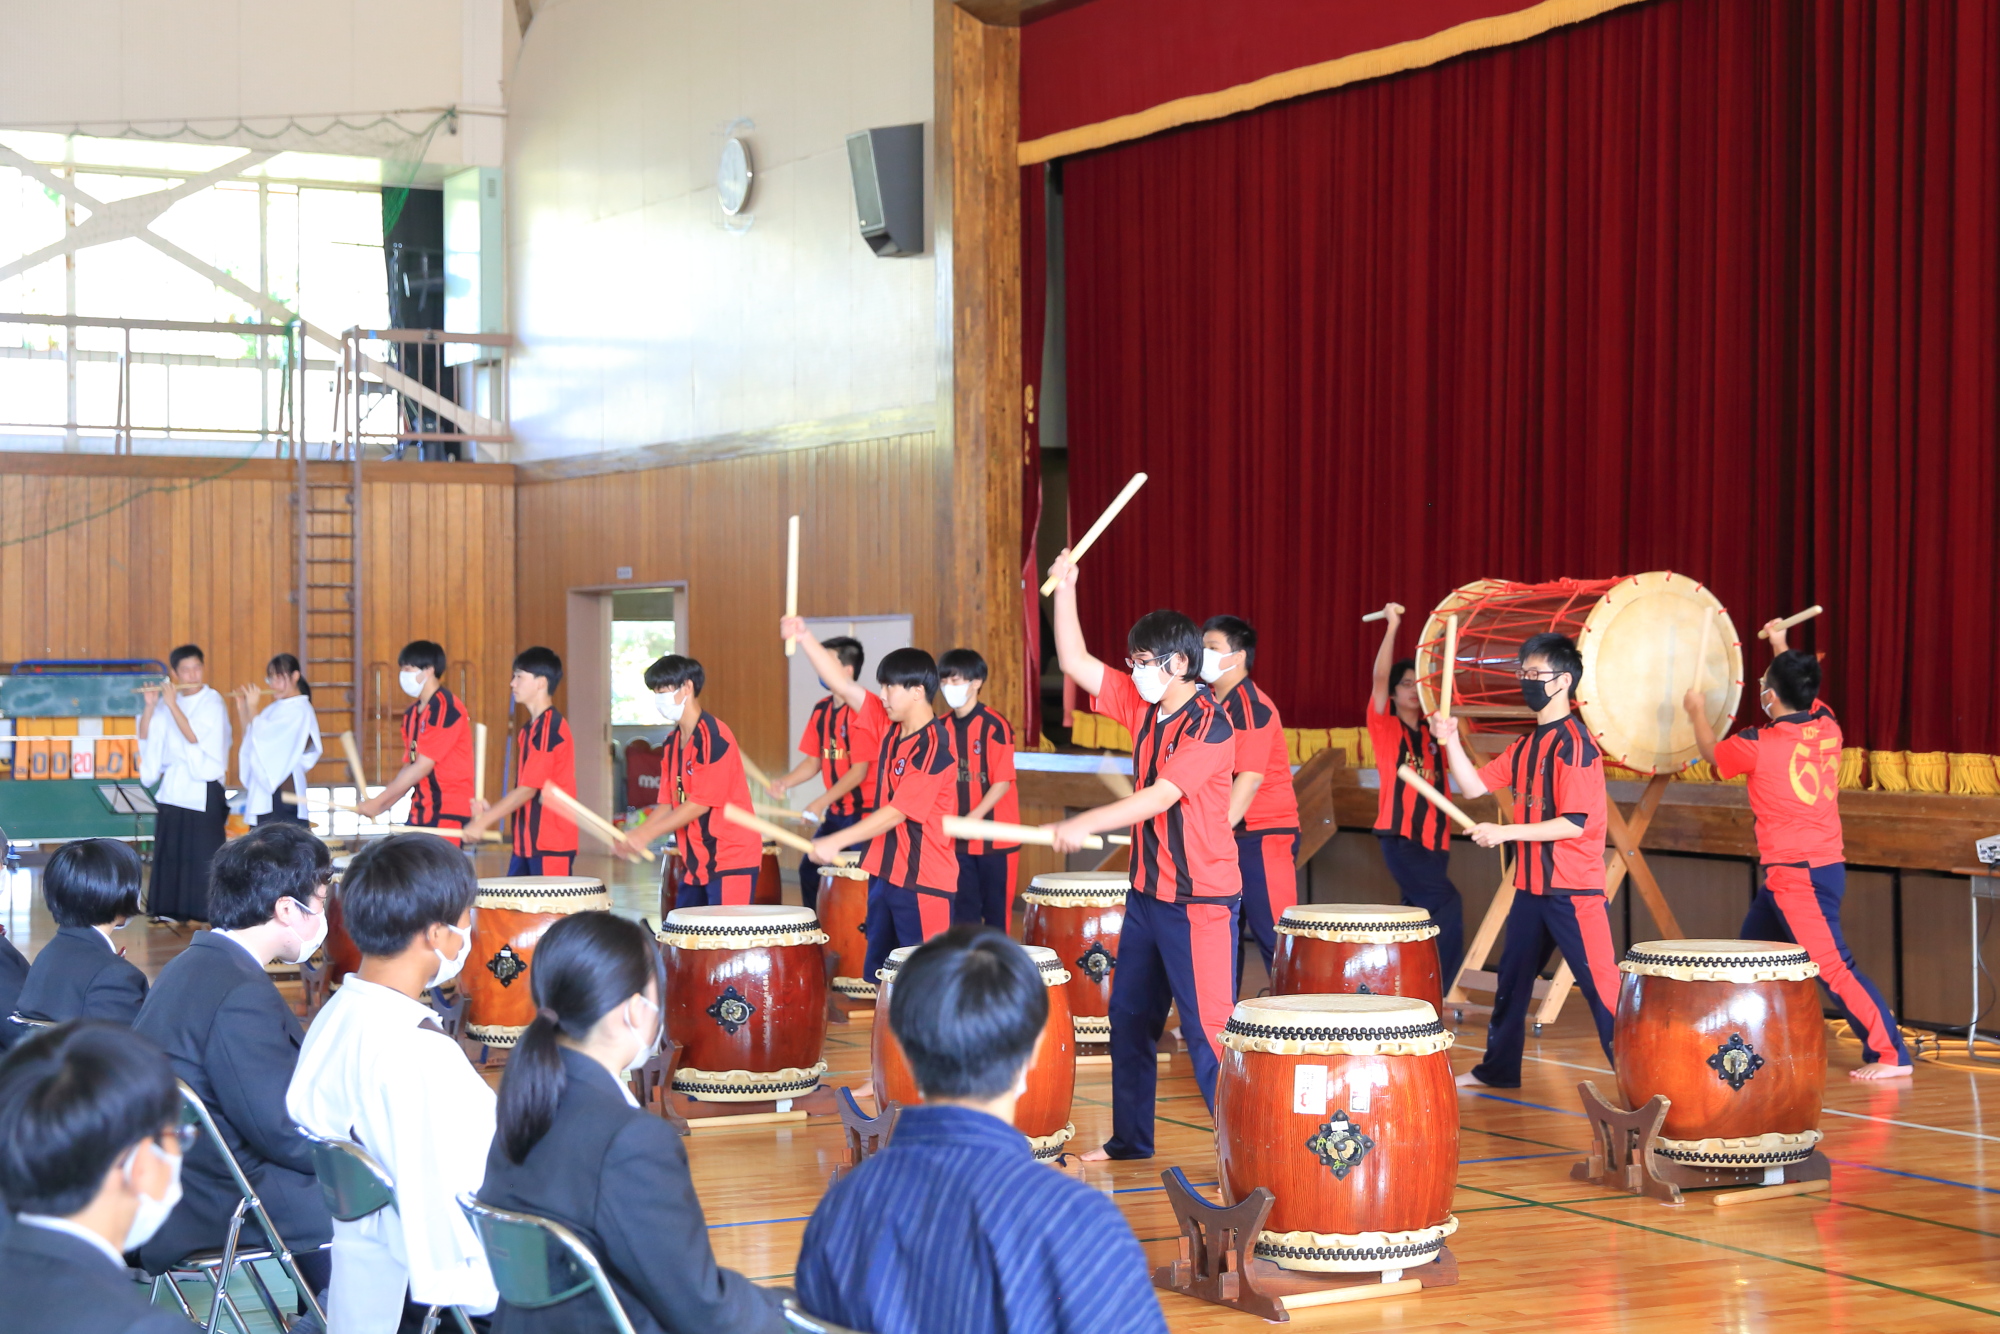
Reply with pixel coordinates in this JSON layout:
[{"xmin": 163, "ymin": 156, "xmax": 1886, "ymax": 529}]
[
  {"xmin": 1613, "ymin": 939, "xmax": 1825, "ymax": 1171},
  {"xmin": 872, "ymin": 943, "xmax": 1078, "ymax": 1159},
  {"xmin": 754, "ymin": 843, "xmax": 783, "ymax": 906},
  {"xmin": 1214, "ymin": 994, "xmax": 1459, "ymax": 1273},
  {"xmin": 1021, "ymin": 871, "xmax": 1128, "ymax": 1045},
  {"xmin": 1271, "ymin": 904, "xmax": 1443, "ymax": 1009},
  {"xmin": 323, "ymin": 855, "xmax": 361, "ymax": 984},
  {"xmin": 465, "ymin": 876, "xmax": 612, "ymax": 1049},
  {"xmin": 661, "ymin": 905, "xmax": 830, "ymax": 1102},
  {"xmin": 817, "ymin": 866, "xmax": 876, "ymax": 1003}
]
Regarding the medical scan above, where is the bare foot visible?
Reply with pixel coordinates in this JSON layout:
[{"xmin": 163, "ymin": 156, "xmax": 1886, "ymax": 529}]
[
  {"xmin": 1849, "ymin": 1062, "xmax": 1913, "ymax": 1081},
  {"xmin": 854, "ymin": 1080, "xmax": 875, "ymax": 1102},
  {"xmin": 1454, "ymin": 1070, "xmax": 1495, "ymax": 1089},
  {"xmin": 1079, "ymin": 1146, "xmax": 1113, "ymax": 1162}
]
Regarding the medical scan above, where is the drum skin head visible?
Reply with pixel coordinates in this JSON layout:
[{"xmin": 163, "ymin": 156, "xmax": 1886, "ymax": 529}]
[
  {"xmin": 1575, "ymin": 572, "xmax": 1742, "ymax": 774},
  {"xmin": 1281, "ymin": 904, "xmax": 1433, "ymax": 927},
  {"xmin": 665, "ymin": 904, "xmax": 817, "ymax": 930},
  {"xmin": 1231, "ymin": 992, "xmax": 1441, "ymax": 1033}
]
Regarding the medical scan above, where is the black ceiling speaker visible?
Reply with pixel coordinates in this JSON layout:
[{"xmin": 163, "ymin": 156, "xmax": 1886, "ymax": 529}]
[{"xmin": 846, "ymin": 124, "xmax": 925, "ymax": 257}]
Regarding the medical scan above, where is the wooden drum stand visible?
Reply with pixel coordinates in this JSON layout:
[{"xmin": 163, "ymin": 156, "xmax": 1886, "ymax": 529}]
[{"xmin": 1570, "ymin": 1081, "xmax": 1831, "ymax": 1208}]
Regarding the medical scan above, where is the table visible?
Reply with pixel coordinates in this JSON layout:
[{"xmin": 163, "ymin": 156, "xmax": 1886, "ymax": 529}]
[{"xmin": 0, "ymin": 779, "xmax": 156, "ymax": 845}]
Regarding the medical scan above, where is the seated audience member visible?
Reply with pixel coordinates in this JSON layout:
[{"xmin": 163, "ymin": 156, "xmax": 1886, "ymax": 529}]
[
  {"xmin": 134, "ymin": 822, "xmax": 337, "ymax": 1306},
  {"xmin": 477, "ymin": 912, "xmax": 788, "ymax": 1334},
  {"xmin": 8, "ymin": 838, "xmax": 149, "ymax": 1043},
  {"xmin": 287, "ymin": 834, "xmax": 497, "ymax": 1332},
  {"xmin": 0, "ymin": 1021, "xmax": 197, "ymax": 1333},
  {"xmin": 796, "ymin": 926, "xmax": 1167, "ymax": 1334},
  {"xmin": 0, "ymin": 926, "xmax": 25, "ymax": 1031}
]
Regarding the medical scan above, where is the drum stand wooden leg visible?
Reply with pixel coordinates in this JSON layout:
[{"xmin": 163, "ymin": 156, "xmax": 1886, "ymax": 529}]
[
  {"xmin": 832, "ymin": 1086, "xmax": 901, "ymax": 1181},
  {"xmin": 1150, "ymin": 1168, "xmax": 1451, "ymax": 1321},
  {"xmin": 1571, "ymin": 1080, "xmax": 1832, "ymax": 1208},
  {"xmin": 1531, "ymin": 774, "xmax": 1682, "ymax": 1033},
  {"xmin": 628, "ymin": 1042, "xmax": 691, "ymax": 1137}
]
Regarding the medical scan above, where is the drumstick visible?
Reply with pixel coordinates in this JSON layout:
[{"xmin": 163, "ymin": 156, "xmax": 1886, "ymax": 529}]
[
  {"xmin": 1395, "ymin": 765, "xmax": 1478, "ymax": 833},
  {"xmin": 723, "ymin": 803, "xmax": 859, "ymax": 863},
  {"xmin": 411, "ymin": 826, "xmax": 504, "ymax": 844},
  {"xmin": 473, "ymin": 723, "xmax": 488, "ymax": 807},
  {"xmin": 544, "ymin": 782, "xmax": 657, "ymax": 863},
  {"xmin": 339, "ymin": 731, "xmax": 370, "ymax": 793},
  {"xmin": 1757, "ymin": 605, "xmax": 1823, "ymax": 640},
  {"xmin": 1441, "ymin": 614, "xmax": 1459, "ymax": 720},
  {"xmin": 739, "ymin": 752, "xmax": 779, "ymax": 797},
  {"xmin": 1361, "ymin": 601, "xmax": 1405, "ymax": 624},
  {"xmin": 943, "ymin": 816, "xmax": 1104, "ymax": 851},
  {"xmin": 784, "ymin": 514, "xmax": 801, "ymax": 657},
  {"xmin": 1039, "ymin": 472, "xmax": 1148, "ymax": 595},
  {"xmin": 753, "ymin": 804, "xmax": 815, "ymax": 824}
]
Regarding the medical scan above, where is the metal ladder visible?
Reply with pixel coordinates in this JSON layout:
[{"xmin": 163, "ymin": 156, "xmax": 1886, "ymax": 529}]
[{"xmin": 293, "ymin": 437, "xmax": 363, "ymax": 781}]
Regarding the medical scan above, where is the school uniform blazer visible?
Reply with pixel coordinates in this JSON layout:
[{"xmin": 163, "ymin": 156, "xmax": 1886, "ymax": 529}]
[
  {"xmin": 2, "ymin": 1220, "xmax": 194, "ymax": 1334},
  {"xmin": 0, "ymin": 930, "xmax": 27, "ymax": 1029},
  {"xmin": 132, "ymin": 932, "xmax": 333, "ymax": 1275},
  {"xmin": 477, "ymin": 1048, "xmax": 789, "ymax": 1334},
  {"xmin": 11, "ymin": 925, "xmax": 148, "ymax": 1029}
]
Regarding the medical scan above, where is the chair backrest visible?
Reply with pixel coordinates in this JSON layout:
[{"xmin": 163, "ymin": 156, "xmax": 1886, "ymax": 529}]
[
  {"xmin": 783, "ymin": 1299, "xmax": 866, "ymax": 1334},
  {"xmin": 297, "ymin": 1127, "xmax": 399, "ymax": 1222},
  {"xmin": 458, "ymin": 1195, "xmax": 636, "ymax": 1334},
  {"xmin": 177, "ymin": 1082, "xmax": 265, "ymax": 1209},
  {"xmin": 7, "ymin": 1013, "xmax": 56, "ymax": 1032}
]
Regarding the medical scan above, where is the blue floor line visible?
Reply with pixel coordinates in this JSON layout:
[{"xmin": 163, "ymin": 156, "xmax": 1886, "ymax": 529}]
[
  {"xmin": 1830, "ymin": 1158, "xmax": 2000, "ymax": 1197},
  {"xmin": 1471, "ymin": 1091, "xmax": 1589, "ymax": 1118},
  {"xmin": 1461, "ymin": 1150, "xmax": 1575, "ymax": 1164},
  {"xmin": 710, "ymin": 1214, "xmax": 813, "ymax": 1229}
]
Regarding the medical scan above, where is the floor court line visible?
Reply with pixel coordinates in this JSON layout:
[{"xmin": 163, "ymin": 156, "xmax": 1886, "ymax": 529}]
[{"xmin": 1833, "ymin": 1198, "xmax": 2000, "ymax": 1239}]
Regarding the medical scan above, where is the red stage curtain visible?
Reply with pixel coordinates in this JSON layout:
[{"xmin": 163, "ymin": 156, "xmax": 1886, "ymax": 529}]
[
  {"xmin": 1060, "ymin": 0, "xmax": 2000, "ymax": 754},
  {"xmin": 1021, "ymin": 162, "xmax": 1048, "ymax": 744}
]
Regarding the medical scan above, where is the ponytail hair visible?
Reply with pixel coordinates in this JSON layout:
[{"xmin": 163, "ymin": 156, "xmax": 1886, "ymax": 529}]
[
  {"xmin": 496, "ymin": 912, "xmax": 661, "ymax": 1163},
  {"xmin": 267, "ymin": 652, "xmax": 312, "ymax": 699}
]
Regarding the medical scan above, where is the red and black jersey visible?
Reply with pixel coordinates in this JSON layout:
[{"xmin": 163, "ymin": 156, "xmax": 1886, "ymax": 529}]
[
  {"xmin": 1713, "ymin": 703, "xmax": 1844, "ymax": 866},
  {"xmin": 511, "ymin": 708, "xmax": 577, "ymax": 857},
  {"xmin": 1366, "ymin": 695, "xmax": 1451, "ymax": 851},
  {"xmin": 1475, "ymin": 713, "xmax": 1607, "ymax": 894},
  {"xmin": 663, "ymin": 712, "xmax": 762, "ymax": 884},
  {"xmin": 798, "ymin": 697, "xmax": 879, "ymax": 818},
  {"xmin": 948, "ymin": 704, "xmax": 1020, "ymax": 854},
  {"xmin": 856, "ymin": 695, "xmax": 959, "ymax": 895},
  {"xmin": 1092, "ymin": 671, "xmax": 1241, "ymax": 903},
  {"xmin": 401, "ymin": 687, "xmax": 473, "ymax": 827},
  {"xmin": 1217, "ymin": 679, "xmax": 1299, "ymax": 834}
]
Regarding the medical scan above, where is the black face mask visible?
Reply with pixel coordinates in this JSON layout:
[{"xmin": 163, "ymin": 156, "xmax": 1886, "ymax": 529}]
[{"xmin": 1520, "ymin": 674, "xmax": 1563, "ymax": 712}]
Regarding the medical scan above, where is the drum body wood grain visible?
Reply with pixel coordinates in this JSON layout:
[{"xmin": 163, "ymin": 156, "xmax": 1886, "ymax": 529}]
[
  {"xmin": 872, "ymin": 944, "xmax": 1078, "ymax": 1158},
  {"xmin": 1613, "ymin": 939, "xmax": 1825, "ymax": 1168},
  {"xmin": 1270, "ymin": 905, "xmax": 1442, "ymax": 1009},
  {"xmin": 324, "ymin": 856, "xmax": 360, "ymax": 984},
  {"xmin": 1021, "ymin": 872, "xmax": 1128, "ymax": 1044},
  {"xmin": 466, "ymin": 877, "xmax": 612, "ymax": 1049},
  {"xmin": 818, "ymin": 868, "xmax": 875, "ymax": 1002},
  {"xmin": 1214, "ymin": 994, "xmax": 1459, "ymax": 1273},
  {"xmin": 754, "ymin": 844, "xmax": 783, "ymax": 906},
  {"xmin": 662, "ymin": 905, "xmax": 830, "ymax": 1102}
]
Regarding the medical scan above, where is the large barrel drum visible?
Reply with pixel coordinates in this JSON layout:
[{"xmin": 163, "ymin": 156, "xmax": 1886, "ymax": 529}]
[
  {"xmin": 1021, "ymin": 871, "xmax": 1128, "ymax": 1044},
  {"xmin": 466, "ymin": 876, "xmax": 612, "ymax": 1050},
  {"xmin": 1416, "ymin": 573, "xmax": 1743, "ymax": 774},
  {"xmin": 1613, "ymin": 939, "xmax": 1824, "ymax": 1171},
  {"xmin": 818, "ymin": 866, "xmax": 876, "ymax": 1003},
  {"xmin": 324, "ymin": 855, "xmax": 362, "ymax": 985},
  {"xmin": 661, "ymin": 905, "xmax": 830, "ymax": 1102},
  {"xmin": 1270, "ymin": 905, "xmax": 1443, "ymax": 1009},
  {"xmin": 1214, "ymin": 994, "xmax": 1458, "ymax": 1274},
  {"xmin": 872, "ymin": 943, "xmax": 1078, "ymax": 1158}
]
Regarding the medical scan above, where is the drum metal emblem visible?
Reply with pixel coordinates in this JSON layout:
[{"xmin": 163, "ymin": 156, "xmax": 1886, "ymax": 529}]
[
  {"xmin": 707, "ymin": 985, "xmax": 757, "ymax": 1035},
  {"xmin": 485, "ymin": 944, "xmax": 527, "ymax": 988},
  {"xmin": 1076, "ymin": 941, "xmax": 1116, "ymax": 983},
  {"xmin": 1707, "ymin": 1032, "xmax": 1764, "ymax": 1090},
  {"xmin": 1306, "ymin": 1110, "xmax": 1375, "ymax": 1181}
]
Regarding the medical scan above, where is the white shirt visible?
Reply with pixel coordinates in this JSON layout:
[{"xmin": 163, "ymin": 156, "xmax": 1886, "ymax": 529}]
[
  {"xmin": 288, "ymin": 976, "xmax": 498, "ymax": 1328},
  {"xmin": 239, "ymin": 694, "xmax": 323, "ymax": 817},
  {"xmin": 138, "ymin": 686, "xmax": 231, "ymax": 812},
  {"xmin": 15, "ymin": 1214, "xmax": 126, "ymax": 1268}
]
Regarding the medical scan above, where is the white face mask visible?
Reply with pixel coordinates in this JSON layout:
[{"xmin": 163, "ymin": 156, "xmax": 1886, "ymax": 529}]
[
  {"xmin": 1133, "ymin": 662, "xmax": 1172, "ymax": 704},
  {"xmin": 1199, "ymin": 648, "xmax": 1230, "ymax": 684},
  {"xmin": 941, "ymin": 682, "xmax": 972, "ymax": 710},
  {"xmin": 653, "ymin": 688, "xmax": 685, "ymax": 724},
  {"xmin": 428, "ymin": 922, "xmax": 472, "ymax": 989},
  {"xmin": 622, "ymin": 994, "xmax": 663, "ymax": 1073},
  {"xmin": 122, "ymin": 1140, "xmax": 184, "ymax": 1252},
  {"xmin": 285, "ymin": 897, "xmax": 329, "ymax": 967},
  {"xmin": 398, "ymin": 668, "xmax": 425, "ymax": 699}
]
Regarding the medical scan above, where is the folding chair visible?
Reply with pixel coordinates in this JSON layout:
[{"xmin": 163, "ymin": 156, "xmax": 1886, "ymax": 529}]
[
  {"xmin": 783, "ymin": 1300, "xmax": 867, "ymax": 1334},
  {"xmin": 152, "ymin": 1082, "xmax": 328, "ymax": 1334},
  {"xmin": 299, "ymin": 1128, "xmax": 475, "ymax": 1334},
  {"xmin": 458, "ymin": 1195, "xmax": 637, "ymax": 1334}
]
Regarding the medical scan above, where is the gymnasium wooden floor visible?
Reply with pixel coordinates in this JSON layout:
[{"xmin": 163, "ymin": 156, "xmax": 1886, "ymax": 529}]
[{"xmin": 7, "ymin": 848, "xmax": 1997, "ymax": 1331}]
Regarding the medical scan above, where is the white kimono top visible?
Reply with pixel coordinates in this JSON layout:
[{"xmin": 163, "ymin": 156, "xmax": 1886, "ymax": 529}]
[
  {"xmin": 288, "ymin": 976, "xmax": 498, "ymax": 1328},
  {"xmin": 240, "ymin": 695, "xmax": 323, "ymax": 817},
  {"xmin": 138, "ymin": 686, "xmax": 231, "ymax": 812}
]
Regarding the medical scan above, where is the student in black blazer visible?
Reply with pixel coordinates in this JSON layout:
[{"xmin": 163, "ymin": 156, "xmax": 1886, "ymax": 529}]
[
  {"xmin": 0, "ymin": 1022, "xmax": 198, "ymax": 1333},
  {"xmin": 8, "ymin": 839, "xmax": 149, "ymax": 1045},
  {"xmin": 0, "ymin": 927, "xmax": 26, "ymax": 1026},
  {"xmin": 134, "ymin": 822, "xmax": 336, "ymax": 1301},
  {"xmin": 477, "ymin": 913, "xmax": 787, "ymax": 1334}
]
